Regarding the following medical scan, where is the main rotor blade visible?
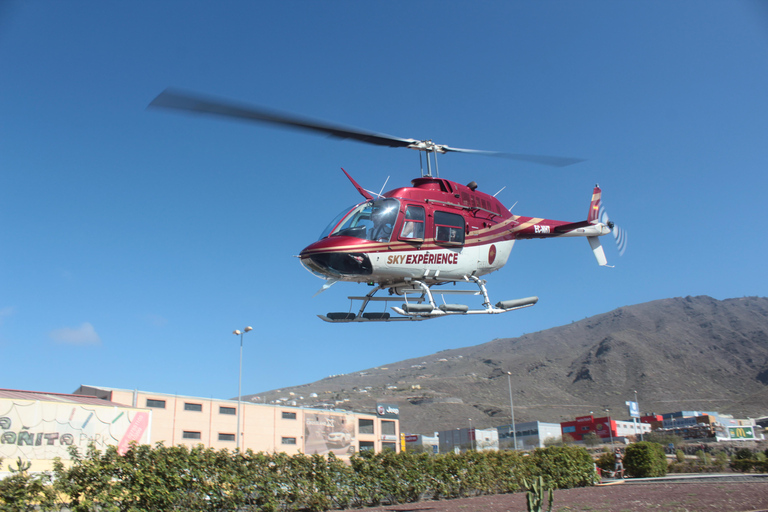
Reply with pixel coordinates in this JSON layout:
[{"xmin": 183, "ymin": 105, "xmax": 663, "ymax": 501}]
[
  {"xmin": 149, "ymin": 89, "xmax": 415, "ymax": 149},
  {"xmin": 149, "ymin": 88, "xmax": 584, "ymax": 167},
  {"xmin": 441, "ymin": 146, "xmax": 584, "ymax": 167}
]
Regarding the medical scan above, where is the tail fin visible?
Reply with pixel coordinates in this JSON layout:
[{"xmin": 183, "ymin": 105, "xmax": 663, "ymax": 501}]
[{"xmin": 588, "ymin": 185, "xmax": 602, "ymax": 223}]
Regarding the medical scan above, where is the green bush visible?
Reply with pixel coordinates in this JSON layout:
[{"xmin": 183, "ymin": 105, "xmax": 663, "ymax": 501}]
[
  {"xmin": 734, "ymin": 448, "xmax": 753, "ymax": 460},
  {"xmin": 594, "ymin": 451, "xmax": 614, "ymax": 473},
  {"xmin": 624, "ymin": 441, "xmax": 667, "ymax": 478},
  {"xmin": 529, "ymin": 445, "xmax": 597, "ymax": 488},
  {"xmin": 0, "ymin": 458, "xmax": 59, "ymax": 512}
]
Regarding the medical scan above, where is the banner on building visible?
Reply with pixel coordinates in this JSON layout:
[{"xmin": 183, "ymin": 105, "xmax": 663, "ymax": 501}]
[
  {"xmin": 0, "ymin": 400, "xmax": 150, "ymax": 462},
  {"xmin": 304, "ymin": 411, "xmax": 355, "ymax": 456}
]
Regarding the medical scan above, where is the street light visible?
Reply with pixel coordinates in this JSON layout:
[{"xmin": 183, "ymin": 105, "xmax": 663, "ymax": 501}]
[
  {"xmin": 506, "ymin": 372, "xmax": 517, "ymax": 451},
  {"xmin": 634, "ymin": 389, "xmax": 643, "ymax": 441},
  {"xmin": 468, "ymin": 418, "xmax": 474, "ymax": 451},
  {"xmin": 233, "ymin": 326, "xmax": 253, "ymax": 450}
]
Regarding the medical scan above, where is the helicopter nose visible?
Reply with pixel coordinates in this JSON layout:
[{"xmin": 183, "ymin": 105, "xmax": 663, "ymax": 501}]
[{"xmin": 301, "ymin": 251, "xmax": 373, "ymax": 277}]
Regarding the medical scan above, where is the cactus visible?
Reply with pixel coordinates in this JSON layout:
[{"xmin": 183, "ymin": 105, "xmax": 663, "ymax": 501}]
[{"xmin": 522, "ymin": 476, "xmax": 554, "ymax": 512}]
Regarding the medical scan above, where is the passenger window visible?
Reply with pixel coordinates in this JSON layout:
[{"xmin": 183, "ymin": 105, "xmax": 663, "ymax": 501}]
[
  {"xmin": 400, "ymin": 205, "xmax": 425, "ymax": 240},
  {"xmin": 434, "ymin": 211, "xmax": 465, "ymax": 245}
]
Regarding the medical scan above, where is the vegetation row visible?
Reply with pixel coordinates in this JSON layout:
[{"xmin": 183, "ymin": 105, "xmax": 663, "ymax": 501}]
[
  {"xmin": 3, "ymin": 441, "xmax": 765, "ymax": 511},
  {"xmin": 2, "ymin": 443, "xmax": 597, "ymax": 511}
]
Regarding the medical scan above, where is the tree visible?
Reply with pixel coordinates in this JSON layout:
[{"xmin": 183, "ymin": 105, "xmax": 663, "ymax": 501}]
[{"xmin": 624, "ymin": 441, "xmax": 667, "ymax": 478}]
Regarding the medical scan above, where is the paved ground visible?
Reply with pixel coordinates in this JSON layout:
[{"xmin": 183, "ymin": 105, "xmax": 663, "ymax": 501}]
[{"xmin": 357, "ymin": 475, "xmax": 768, "ymax": 512}]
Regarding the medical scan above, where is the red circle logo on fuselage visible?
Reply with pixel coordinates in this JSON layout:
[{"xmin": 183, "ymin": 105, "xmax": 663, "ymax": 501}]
[{"xmin": 488, "ymin": 244, "xmax": 497, "ymax": 265}]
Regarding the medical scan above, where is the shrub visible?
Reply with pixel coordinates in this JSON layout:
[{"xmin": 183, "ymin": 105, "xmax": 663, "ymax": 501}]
[
  {"xmin": 734, "ymin": 448, "xmax": 753, "ymax": 460},
  {"xmin": 529, "ymin": 445, "xmax": 597, "ymax": 488},
  {"xmin": 0, "ymin": 458, "xmax": 59, "ymax": 512},
  {"xmin": 624, "ymin": 441, "xmax": 667, "ymax": 478},
  {"xmin": 582, "ymin": 433, "xmax": 600, "ymax": 447},
  {"xmin": 594, "ymin": 451, "xmax": 614, "ymax": 473},
  {"xmin": 696, "ymin": 449, "xmax": 711, "ymax": 465},
  {"xmin": 714, "ymin": 451, "xmax": 729, "ymax": 470},
  {"xmin": 675, "ymin": 449, "xmax": 685, "ymax": 463}
]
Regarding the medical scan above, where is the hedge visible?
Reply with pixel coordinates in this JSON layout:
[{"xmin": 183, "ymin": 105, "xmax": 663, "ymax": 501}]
[{"xmin": 1, "ymin": 444, "xmax": 598, "ymax": 511}]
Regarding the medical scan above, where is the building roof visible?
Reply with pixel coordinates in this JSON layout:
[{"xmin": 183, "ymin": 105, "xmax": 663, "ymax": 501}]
[
  {"xmin": 76, "ymin": 385, "xmax": 379, "ymax": 417},
  {"xmin": 0, "ymin": 388, "xmax": 134, "ymax": 408}
]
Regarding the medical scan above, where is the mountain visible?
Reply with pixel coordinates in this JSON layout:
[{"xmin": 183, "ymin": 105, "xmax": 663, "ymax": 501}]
[{"xmin": 248, "ymin": 296, "xmax": 768, "ymax": 434}]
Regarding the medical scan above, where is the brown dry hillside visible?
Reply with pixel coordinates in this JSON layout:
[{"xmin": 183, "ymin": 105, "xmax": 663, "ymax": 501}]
[{"xmin": 248, "ymin": 295, "xmax": 768, "ymax": 434}]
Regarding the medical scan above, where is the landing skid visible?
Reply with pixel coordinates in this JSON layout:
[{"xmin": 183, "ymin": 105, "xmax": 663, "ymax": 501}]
[{"xmin": 318, "ymin": 276, "xmax": 538, "ymax": 323}]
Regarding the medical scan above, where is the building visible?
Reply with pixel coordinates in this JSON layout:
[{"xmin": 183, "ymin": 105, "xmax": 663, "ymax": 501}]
[
  {"xmin": 75, "ymin": 386, "xmax": 400, "ymax": 456},
  {"xmin": 436, "ymin": 427, "xmax": 498, "ymax": 453},
  {"xmin": 403, "ymin": 433, "xmax": 439, "ymax": 453},
  {"xmin": 0, "ymin": 388, "xmax": 151, "ymax": 472},
  {"xmin": 650, "ymin": 411, "xmax": 763, "ymax": 441},
  {"xmin": 496, "ymin": 421, "xmax": 562, "ymax": 449},
  {"xmin": 560, "ymin": 414, "xmax": 651, "ymax": 443}
]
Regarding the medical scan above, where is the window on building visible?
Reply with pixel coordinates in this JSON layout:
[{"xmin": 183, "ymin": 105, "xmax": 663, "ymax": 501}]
[
  {"xmin": 219, "ymin": 406, "xmax": 236, "ymax": 415},
  {"xmin": 146, "ymin": 399, "xmax": 166, "ymax": 409},
  {"xmin": 281, "ymin": 437, "xmax": 297, "ymax": 445},
  {"xmin": 218, "ymin": 433, "xmax": 235, "ymax": 442},
  {"xmin": 184, "ymin": 402, "xmax": 202, "ymax": 412},
  {"xmin": 182, "ymin": 431, "xmax": 201, "ymax": 440},
  {"xmin": 359, "ymin": 441, "xmax": 375, "ymax": 451},
  {"xmin": 282, "ymin": 411, "xmax": 297, "ymax": 420},
  {"xmin": 359, "ymin": 418, "xmax": 374, "ymax": 434},
  {"xmin": 434, "ymin": 211, "xmax": 465, "ymax": 244},
  {"xmin": 381, "ymin": 420, "xmax": 396, "ymax": 436},
  {"xmin": 382, "ymin": 442, "xmax": 397, "ymax": 452}
]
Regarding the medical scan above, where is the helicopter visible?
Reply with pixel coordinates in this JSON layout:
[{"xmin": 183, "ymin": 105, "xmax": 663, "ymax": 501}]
[{"xmin": 149, "ymin": 89, "xmax": 626, "ymax": 322}]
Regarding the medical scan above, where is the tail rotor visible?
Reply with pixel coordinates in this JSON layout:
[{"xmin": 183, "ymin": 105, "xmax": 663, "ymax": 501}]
[{"xmin": 598, "ymin": 205, "xmax": 628, "ymax": 256}]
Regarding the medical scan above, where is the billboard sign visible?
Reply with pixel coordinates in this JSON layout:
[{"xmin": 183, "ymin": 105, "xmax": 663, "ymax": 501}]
[
  {"xmin": 728, "ymin": 426, "xmax": 755, "ymax": 440},
  {"xmin": 304, "ymin": 411, "xmax": 355, "ymax": 456},
  {"xmin": 625, "ymin": 401, "xmax": 640, "ymax": 419},
  {"xmin": 376, "ymin": 403, "xmax": 400, "ymax": 419}
]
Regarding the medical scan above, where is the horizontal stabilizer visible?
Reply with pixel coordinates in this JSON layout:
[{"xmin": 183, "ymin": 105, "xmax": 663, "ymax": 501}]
[{"xmin": 588, "ymin": 236, "xmax": 609, "ymax": 266}]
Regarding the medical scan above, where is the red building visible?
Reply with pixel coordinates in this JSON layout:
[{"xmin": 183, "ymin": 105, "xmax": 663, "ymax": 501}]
[
  {"xmin": 561, "ymin": 414, "xmax": 655, "ymax": 442},
  {"xmin": 561, "ymin": 415, "xmax": 614, "ymax": 441}
]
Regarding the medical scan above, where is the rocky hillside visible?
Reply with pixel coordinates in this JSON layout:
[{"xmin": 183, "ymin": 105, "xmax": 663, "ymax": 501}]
[{"xmin": 247, "ymin": 296, "xmax": 768, "ymax": 434}]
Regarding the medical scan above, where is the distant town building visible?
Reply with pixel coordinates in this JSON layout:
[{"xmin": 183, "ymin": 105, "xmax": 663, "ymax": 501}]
[
  {"xmin": 0, "ymin": 385, "xmax": 400, "ymax": 474},
  {"xmin": 74, "ymin": 386, "xmax": 401, "ymax": 457},
  {"xmin": 496, "ymin": 421, "xmax": 562, "ymax": 449},
  {"xmin": 403, "ymin": 433, "xmax": 439, "ymax": 453},
  {"xmin": 651, "ymin": 411, "xmax": 762, "ymax": 441},
  {"xmin": 436, "ymin": 427, "xmax": 498, "ymax": 453},
  {"xmin": 560, "ymin": 414, "xmax": 651, "ymax": 443}
]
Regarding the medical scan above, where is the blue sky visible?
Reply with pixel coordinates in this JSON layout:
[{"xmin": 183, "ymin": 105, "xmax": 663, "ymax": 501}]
[{"xmin": 2, "ymin": 1, "xmax": 767, "ymax": 401}]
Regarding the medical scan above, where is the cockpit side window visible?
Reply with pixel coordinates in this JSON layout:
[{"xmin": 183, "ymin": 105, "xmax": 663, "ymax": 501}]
[
  {"xmin": 434, "ymin": 210, "xmax": 465, "ymax": 245},
  {"xmin": 399, "ymin": 205, "xmax": 425, "ymax": 240},
  {"xmin": 326, "ymin": 198, "xmax": 400, "ymax": 242}
]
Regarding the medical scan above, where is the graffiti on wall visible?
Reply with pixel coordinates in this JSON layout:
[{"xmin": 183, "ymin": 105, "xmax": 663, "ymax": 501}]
[{"xmin": 0, "ymin": 400, "xmax": 150, "ymax": 461}]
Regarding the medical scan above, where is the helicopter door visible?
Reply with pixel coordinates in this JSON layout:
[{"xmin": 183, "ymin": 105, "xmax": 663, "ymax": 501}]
[{"xmin": 399, "ymin": 205, "xmax": 425, "ymax": 241}]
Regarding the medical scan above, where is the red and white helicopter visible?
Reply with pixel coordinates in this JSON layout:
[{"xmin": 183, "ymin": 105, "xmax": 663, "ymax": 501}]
[{"xmin": 149, "ymin": 90, "xmax": 626, "ymax": 322}]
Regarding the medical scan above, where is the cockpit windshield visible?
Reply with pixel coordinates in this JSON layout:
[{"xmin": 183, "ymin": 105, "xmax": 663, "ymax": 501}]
[{"xmin": 319, "ymin": 198, "xmax": 400, "ymax": 243}]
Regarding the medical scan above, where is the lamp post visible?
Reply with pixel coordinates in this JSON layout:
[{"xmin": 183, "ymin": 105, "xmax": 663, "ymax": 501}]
[
  {"xmin": 634, "ymin": 389, "xmax": 643, "ymax": 441},
  {"xmin": 233, "ymin": 326, "xmax": 253, "ymax": 450},
  {"xmin": 506, "ymin": 372, "xmax": 517, "ymax": 451},
  {"xmin": 468, "ymin": 418, "xmax": 474, "ymax": 451}
]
